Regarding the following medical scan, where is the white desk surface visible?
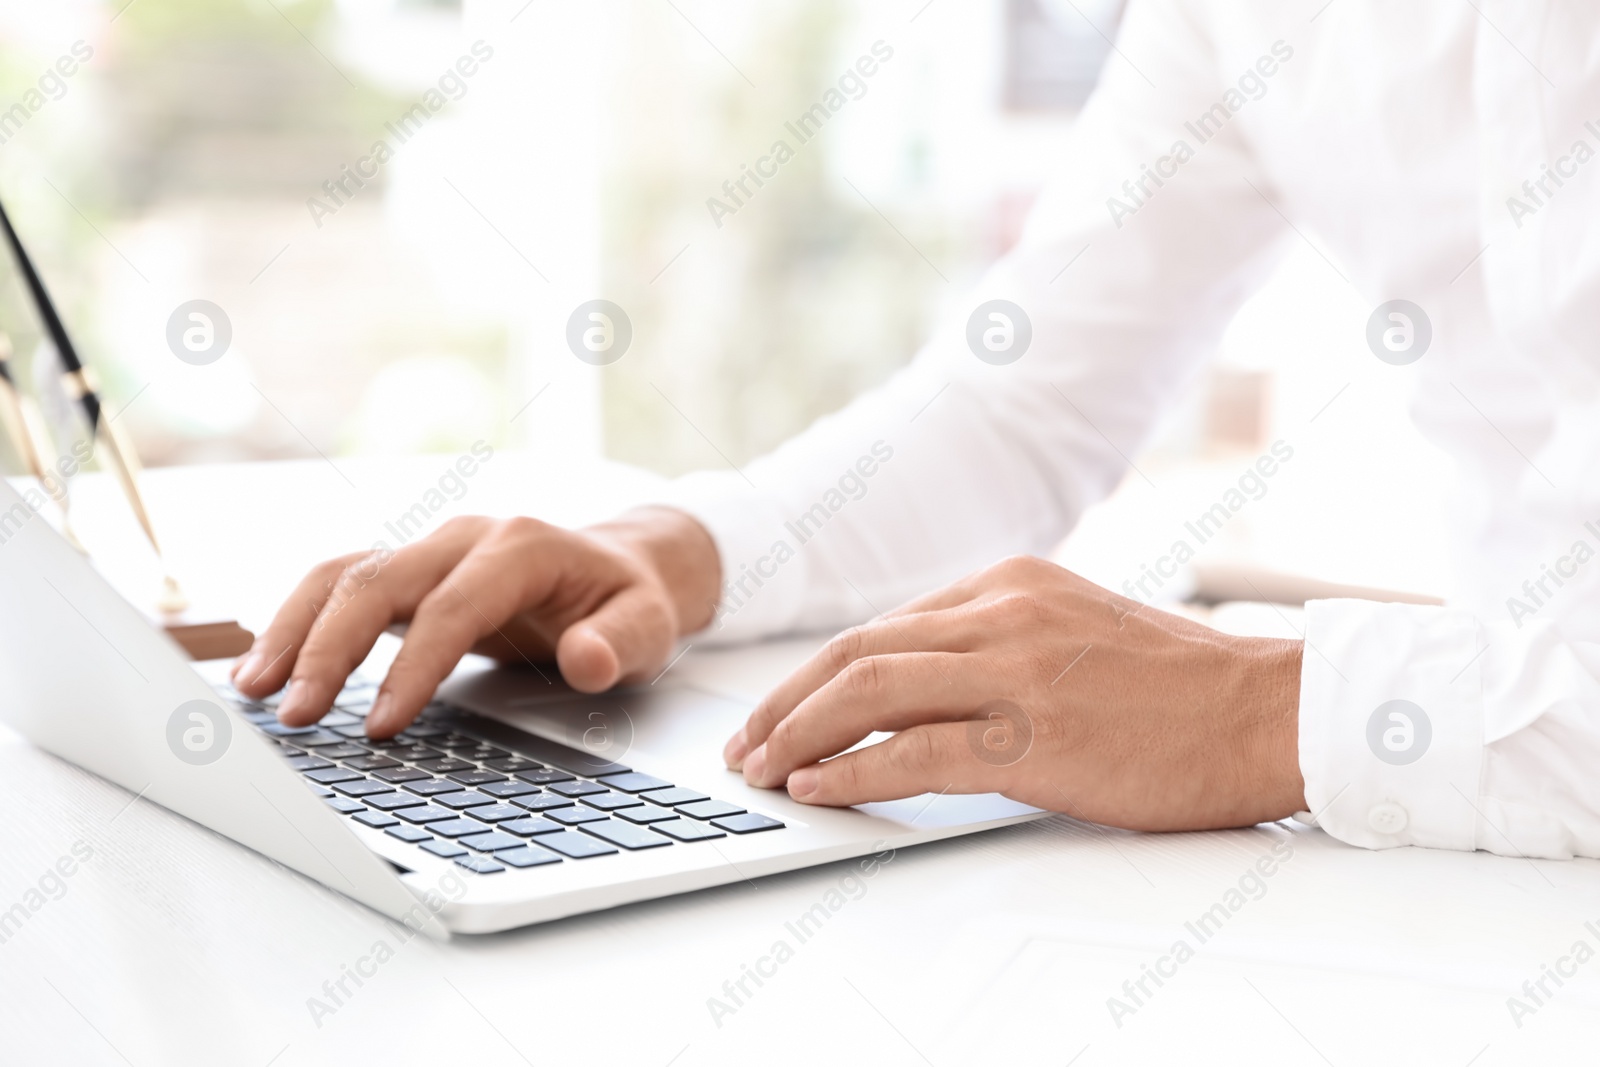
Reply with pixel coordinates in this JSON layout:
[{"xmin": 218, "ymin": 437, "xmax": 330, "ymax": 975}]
[{"xmin": 2, "ymin": 456, "xmax": 1596, "ymax": 1066}]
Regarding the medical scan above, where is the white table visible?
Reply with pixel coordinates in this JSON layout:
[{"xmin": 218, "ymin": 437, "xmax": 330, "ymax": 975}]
[{"xmin": 2, "ymin": 457, "xmax": 1596, "ymax": 1066}]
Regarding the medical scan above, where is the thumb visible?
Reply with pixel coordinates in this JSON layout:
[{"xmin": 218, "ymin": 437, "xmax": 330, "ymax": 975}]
[{"xmin": 556, "ymin": 585, "xmax": 676, "ymax": 692}]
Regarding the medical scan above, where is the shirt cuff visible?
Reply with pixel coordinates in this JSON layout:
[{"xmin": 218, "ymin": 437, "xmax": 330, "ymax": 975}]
[
  {"xmin": 642, "ymin": 470, "xmax": 810, "ymax": 645},
  {"xmin": 1297, "ymin": 599, "xmax": 1485, "ymax": 851}
]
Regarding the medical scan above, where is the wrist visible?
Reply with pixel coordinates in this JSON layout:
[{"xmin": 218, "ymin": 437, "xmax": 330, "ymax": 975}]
[
  {"xmin": 588, "ymin": 507, "xmax": 722, "ymax": 637},
  {"xmin": 1247, "ymin": 638, "xmax": 1307, "ymax": 821}
]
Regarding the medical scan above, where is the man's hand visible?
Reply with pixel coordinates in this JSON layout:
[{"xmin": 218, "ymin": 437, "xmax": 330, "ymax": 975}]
[
  {"xmin": 724, "ymin": 556, "xmax": 1306, "ymax": 832},
  {"xmin": 231, "ymin": 508, "xmax": 720, "ymax": 738}
]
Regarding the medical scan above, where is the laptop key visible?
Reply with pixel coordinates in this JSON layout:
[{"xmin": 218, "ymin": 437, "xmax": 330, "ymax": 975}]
[
  {"xmin": 306, "ymin": 783, "xmax": 334, "ymax": 797},
  {"xmin": 325, "ymin": 796, "xmax": 365, "ymax": 814},
  {"xmin": 397, "ymin": 724, "xmax": 446, "ymax": 740},
  {"xmin": 515, "ymin": 768, "xmax": 575, "ymax": 786},
  {"xmin": 499, "ymin": 817, "xmax": 566, "ymax": 837},
  {"xmin": 345, "ymin": 755, "xmax": 402, "ymax": 771},
  {"xmin": 484, "ymin": 757, "xmax": 542, "ymax": 774},
  {"xmin": 651, "ymin": 819, "xmax": 727, "ymax": 842},
  {"xmin": 597, "ymin": 772, "xmax": 673, "ymax": 794},
  {"xmin": 366, "ymin": 792, "xmax": 426, "ymax": 811},
  {"xmin": 582, "ymin": 792, "xmax": 643, "ymax": 812},
  {"xmin": 396, "ymin": 806, "xmax": 459, "ymax": 825},
  {"xmin": 453, "ymin": 855, "xmax": 505, "ymax": 874},
  {"xmin": 403, "ymin": 779, "xmax": 464, "ymax": 797},
  {"xmin": 306, "ymin": 767, "xmax": 362, "ymax": 785},
  {"xmin": 286, "ymin": 755, "xmax": 332, "ymax": 772},
  {"xmin": 352, "ymin": 810, "xmax": 399, "ymax": 829},
  {"xmin": 582, "ymin": 820, "xmax": 672, "ymax": 851},
  {"xmin": 464, "ymin": 804, "xmax": 525, "ymax": 824},
  {"xmin": 447, "ymin": 770, "xmax": 508, "ymax": 787},
  {"xmin": 431, "ymin": 818, "xmax": 498, "ymax": 838},
  {"xmin": 712, "ymin": 813, "xmax": 785, "ymax": 834},
  {"xmin": 534, "ymin": 831, "xmax": 618, "ymax": 859},
  {"xmin": 389, "ymin": 746, "xmax": 444, "ymax": 763},
  {"xmin": 435, "ymin": 791, "xmax": 493, "ymax": 810},
  {"xmin": 385, "ymin": 824, "xmax": 432, "ymax": 844},
  {"xmin": 281, "ymin": 729, "xmax": 348, "ymax": 748},
  {"xmin": 510, "ymin": 793, "xmax": 573, "ymax": 813},
  {"xmin": 479, "ymin": 780, "xmax": 540, "ymax": 799},
  {"xmin": 459, "ymin": 831, "xmax": 523, "ymax": 853},
  {"xmin": 496, "ymin": 847, "xmax": 562, "ymax": 868},
  {"xmin": 640, "ymin": 787, "xmax": 708, "ymax": 807},
  {"xmin": 332, "ymin": 724, "xmax": 372, "ymax": 739},
  {"xmin": 321, "ymin": 710, "xmax": 362, "ymax": 728},
  {"xmin": 421, "ymin": 839, "xmax": 468, "ymax": 859},
  {"xmin": 318, "ymin": 743, "xmax": 369, "ymax": 760},
  {"xmin": 677, "ymin": 799, "xmax": 745, "ymax": 820},
  {"xmin": 332, "ymin": 779, "xmax": 395, "ymax": 798},
  {"xmin": 372, "ymin": 767, "xmax": 431, "ymax": 784},
  {"xmin": 417, "ymin": 757, "xmax": 476, "ymax": 774},
  {"xmin": 616, "ymin": 805, "xmax": 678, "ymax": 825},
  {"xmin": 549, "ymin": 780, "xmax": 607, "ymax": 798},
  {"xmin": 545, "ymin": 807, "xmax": 608, "ymax": 826}
]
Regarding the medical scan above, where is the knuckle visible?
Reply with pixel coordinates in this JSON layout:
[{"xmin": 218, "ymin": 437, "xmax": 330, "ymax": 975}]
[
  {"xmin": 747, "ymin": 705, "xmax": 783, "ymax": 745},
  {"xmin": 988, "ymin": 590, "xmax": 1049, "ymax": 623},
  {"xmin": 436, "ymin": 514, "xmax": 484, "ymax": 537},
  {"xmin": 838, "ymin": 656, "xmax": 887, "ymax": 701},
  {"xmin": 988, "ymin": 554, "xmax": 1033, "ymax": 578},
  {"xmin": 833, "ymin": 751, "xmax": 866, "ymax": 796},
  {"xmin": 824, "ymin": 626, "xmax": 869, "ymax": 673},
  {"xmin": 765, "ymin": 716, "xmax": 797, "ymax": 759},
  {"xmin": 496, "ymin": 515, "xmax": 552, "ymax": 542},
  {"xmin": 987, "ymin": 554, "xmax": 1055, "ymax": 585},
  {"xmin": 896, "ymin": 727, "xmax": 944, "ymax": 772}
]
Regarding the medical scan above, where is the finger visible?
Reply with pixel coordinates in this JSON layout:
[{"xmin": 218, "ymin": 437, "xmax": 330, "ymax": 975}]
[
  {"xmin": 276, "ymin": 521, "xmax": 489, "ymax": 726},
  {"xmin": 725, "ymin": 608, "xmax": 982, "ymax": 768},
  {"xmin": 231, "ymin": 552, "xmax": 368, "ymax": 698},
  {"xmin": 782, "ymin": 722, "xmax": 1011, "ymax": 806},
  {"xmin": 369, "ymin": 537, "xmax": 552, "ymax": 736},
  {"xmin": 275, "ymin": 552, "xmax": 409, "ymax": 726},
  {"xmin": 556, "ymin": 584, "xmax": 676, "ymax": 692},
  {"xmin": 743, "ymin": 652, "xmax": 991, "ymax": 787}
]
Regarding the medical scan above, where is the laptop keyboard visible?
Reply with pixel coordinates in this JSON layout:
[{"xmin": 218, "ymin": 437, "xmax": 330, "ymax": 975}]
[{"xmin": 215, "ymin": 676, "xmax": 784, "ymax": 875}]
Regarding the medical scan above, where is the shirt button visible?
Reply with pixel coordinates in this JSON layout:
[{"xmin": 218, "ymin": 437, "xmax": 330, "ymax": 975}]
[{"xmin": 1368, "ymin": 802, "xmax": 1409, "ymax": 834}]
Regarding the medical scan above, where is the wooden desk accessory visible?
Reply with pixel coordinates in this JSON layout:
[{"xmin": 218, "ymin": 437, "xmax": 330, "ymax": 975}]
[{"xmin": 0, "ymin": 196, "xmax": 253, "ymax": 661}]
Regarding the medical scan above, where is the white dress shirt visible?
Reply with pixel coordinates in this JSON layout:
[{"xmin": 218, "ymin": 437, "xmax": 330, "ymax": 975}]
[{"xmin": 653, "ymin": 0, "xmax": 1600, "ymax": 859}]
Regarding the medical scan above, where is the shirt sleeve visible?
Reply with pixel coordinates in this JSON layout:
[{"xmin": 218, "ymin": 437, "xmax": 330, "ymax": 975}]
[
  {"xmin": 650, "ymin": 0, "xmax": 1293, "ymax": 644},
  {"xmin": 1299, "ymin": 599, "xmax": 1600, "ymax": 859}
]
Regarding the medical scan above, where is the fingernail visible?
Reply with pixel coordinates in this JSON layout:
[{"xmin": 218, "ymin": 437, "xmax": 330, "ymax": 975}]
[
  {"xmin": 231, "ymin": 651, "xmax": 261, "ymax": 684},
  {"xmin": 742, "ymin": 743, "xmax": 768, "ymax": 785},
  {"xmin": 367, "ymin": 692, "xmax": 396, "ymax": 736},
  {"xmin": 276, "ymin": 680, "xmax": 309, "ymax": 723},
  {"xmin": 723, "ymin": 728, "xmax": 749, "ymax": 769},
  {"xmin": 787, "ymin": 767, "xmax": 820, "ymax": 800}
]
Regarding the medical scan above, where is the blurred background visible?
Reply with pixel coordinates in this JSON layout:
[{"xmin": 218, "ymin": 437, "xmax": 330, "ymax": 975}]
[{"xmin": 0, "ymin": 0, "xmax": 1456, "ymax": 596}]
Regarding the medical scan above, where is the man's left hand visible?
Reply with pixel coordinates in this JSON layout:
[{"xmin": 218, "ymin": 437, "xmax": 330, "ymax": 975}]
[{"xmin": 724, "ymin": 556, "xmax": 1306, "ymax": 831}]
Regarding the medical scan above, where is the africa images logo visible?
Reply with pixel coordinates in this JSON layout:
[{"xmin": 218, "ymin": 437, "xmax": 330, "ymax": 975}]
[
  {"xmin": 1365, "ymin": 699, "xmax": 1430, "ymax": 766},
  {"xmin": 166, "ymin": 699, "xmax": 232, "ymax": 766}
]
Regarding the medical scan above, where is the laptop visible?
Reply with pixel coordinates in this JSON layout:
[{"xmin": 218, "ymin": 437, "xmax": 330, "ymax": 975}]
[{"xmin": 0, "ymin": 476, "xmax": 1047, "ymax": 935}]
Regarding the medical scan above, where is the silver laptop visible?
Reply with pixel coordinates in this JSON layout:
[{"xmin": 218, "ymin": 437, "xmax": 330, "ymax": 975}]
[{"xmin": 0, "ymin": 476, "xmax": 1046, "ymax": 936}]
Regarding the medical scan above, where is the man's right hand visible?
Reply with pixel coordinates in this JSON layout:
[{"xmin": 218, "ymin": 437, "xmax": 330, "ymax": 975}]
[{"xmin": 230, "ymin": 508, "xmax": 721, "ymax": 738}]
